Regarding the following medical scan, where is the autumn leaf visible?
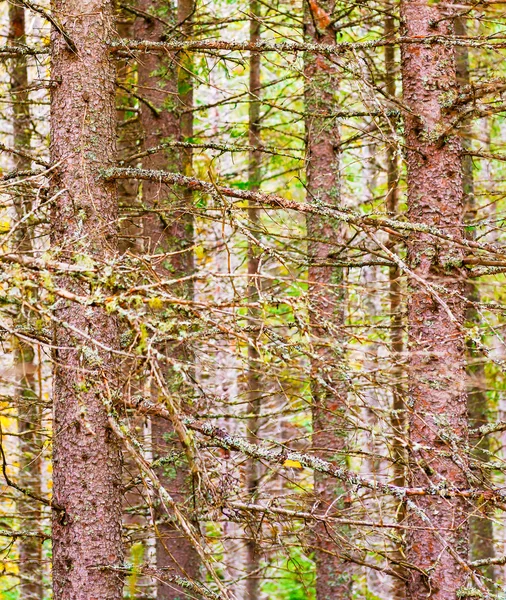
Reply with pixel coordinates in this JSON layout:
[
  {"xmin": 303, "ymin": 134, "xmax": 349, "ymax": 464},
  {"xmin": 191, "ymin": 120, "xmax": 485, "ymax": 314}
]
[
  {"xmin": 309, "ymin": 0, "xmax": 331, "ymax": 32},
  {"xmin": 283, "ymin": 459, "xmax": 303, "ymax": 469}
]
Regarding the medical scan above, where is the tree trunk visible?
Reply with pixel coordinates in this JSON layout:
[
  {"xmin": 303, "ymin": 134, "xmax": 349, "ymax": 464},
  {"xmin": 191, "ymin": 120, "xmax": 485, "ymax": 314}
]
[
  {"xmin": 50, "ymin": 1, "xmax": 123, "ymax": 599},
  {"xmin": 245, "ymin": 2, "xmax": 263, "ymax": 598},
  {"xmin": 133, "ymin": 1, "xmax": 200, "ymax": 597},
  {"xmin": 455, "ymin": 17, "xmax": 496, "ymax": 589},
  {"xmin": 116, "ymin": 8, "xmax": 152, "ymax": 599},
  {"xmin": 304, "ymin": 2, "xmax": 353, "ymax": 598},
  {"xmin": 400, "ymin": 2, "xmax": 470, "ymax": 597},
  {"xmin": 384, "ymin": 8, "xmax": 407, "ymax": 598},
  {"xmin": 360, "ymin": 134, "xmax": 389, "ymax": 598},
  {"xmin": 8, "ymin": 4, "xmax": 43, "ymax": 599}
]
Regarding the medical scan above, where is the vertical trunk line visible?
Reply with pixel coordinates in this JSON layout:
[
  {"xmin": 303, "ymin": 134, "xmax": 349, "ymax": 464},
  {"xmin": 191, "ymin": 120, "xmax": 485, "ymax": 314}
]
[
  {"xmin": 245, "ymin": 1, "xmax": 263, "ymax": 598},
  {"xmin": 400, "ymin": 2, "xmax": 470, "ymax": 597},
  {"xmin": 384, "ymin": 7, "xmax": 407, "ymax": 598},
  {"xmin": 179, "ymin": 0, "xmax": 195, "ymax": 180},
  {"xmin": 133, "ymin": 1, "xmax": 200, "ymax": 596},
  {"xmin": 8, "ymin": 5, "xmax": 43, "ymax": 599},
  {"xmin": 304, "ymin": 2, "xmax": 354, "ymax": 598},
  {"xmin": 455, "ymin": 16, "xmax": 497, "ymax": 590},
  {"xmin": 116, "ymin": 6, "xmax": 151, "ymax": 598}
]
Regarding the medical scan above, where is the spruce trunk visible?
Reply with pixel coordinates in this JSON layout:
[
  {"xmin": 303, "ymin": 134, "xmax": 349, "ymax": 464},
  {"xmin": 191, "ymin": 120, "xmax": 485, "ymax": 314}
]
[
  {"xmin": 455, "ymin": 17, "xmax": 496, "ymax": 588},
  {"xmin": 8, "ymin": 4, "xmax": 43, "ymax": 598},
  {"xmin": 384, "ymin": 8, "xmax": 407, "ymax": 597},
  {"xmin": 245, "ymin": 1, "xmax": 263, "ymax": 598},
  {"xmin": 304, "ymin": 2, "xmax": 353, "ymax": 598},
  {"xmin": 134, "ymin": 1, "xmax": 200, "ymax": 596},
  {"xmin": 50, "ymin": 1, "xmax": 123, "ymax": 598},
  {"xmin": 400, "ymin": 2, "xmax": 469, "ymax": 597}
]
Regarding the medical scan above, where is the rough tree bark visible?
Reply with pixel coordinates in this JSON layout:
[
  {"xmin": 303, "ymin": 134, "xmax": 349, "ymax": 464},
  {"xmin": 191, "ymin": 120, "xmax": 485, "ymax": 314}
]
[
  {"xmin": 304, "ymin": 2, "xmax": 353, "ymax": 598},
  {"xmin": 134, "ymin": 1, "xmax": 200, "ymax": 597},
  {"xmin": 245, "ymin": 1, "xmax": 263, "ymax": 598},
  {"xmin": 400, "ymin": 1, "xmax": 470, "ymax": 597},
  {"xmin": 49, "ymin": 1, "xmax": 123, "ymax": 599},
  {"xmin": 8, "ymin": 4, "xmax": 43, "ymax": 598}
]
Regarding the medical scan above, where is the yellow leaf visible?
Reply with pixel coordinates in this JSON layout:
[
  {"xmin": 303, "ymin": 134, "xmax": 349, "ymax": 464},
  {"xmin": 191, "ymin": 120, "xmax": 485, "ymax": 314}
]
[
  {"xmin": 283, "ymin": 459, "xmax": 302, "ymax": 469},
  {"xmin": 148, "ymin": 297, "xmax": 164, "ymax": 310},
  {"xmin": 195, "ymin": 245, "xmax": 205, "ymax": 261}
]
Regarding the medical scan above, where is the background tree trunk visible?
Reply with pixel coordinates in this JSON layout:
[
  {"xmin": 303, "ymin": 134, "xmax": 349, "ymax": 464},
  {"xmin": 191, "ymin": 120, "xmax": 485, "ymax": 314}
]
[
  {"xmin": 400, "ymin": 1, "xmax": 470, "ymax": 597},
  {"xmin": 245, "ymin": 1, "xmax": 263, "ymax": 598},
  {"xmin": 115, "ymin": 7, "xmax": 153, "ymax": 598},
  {"xmin": 8, "ymin": 4, "xmax": 43, "ymax": 598},
  {"xmin": 50, "ymin": 1, "xmax": 123, "ymax": 599},
  {"xmin": 384, "ymin": 7, "xmax": 407, "ymax": 597},
  {"xmin": 455, "ymin": 16, "xmax": 496, "ymax": 589},
  {"xmin": 305, "ymin": 2, "xmax": 353, "ymax": 598},
  {"xmin": 134, "ymin": 1, "xmax": 200, "ymax": 596}
]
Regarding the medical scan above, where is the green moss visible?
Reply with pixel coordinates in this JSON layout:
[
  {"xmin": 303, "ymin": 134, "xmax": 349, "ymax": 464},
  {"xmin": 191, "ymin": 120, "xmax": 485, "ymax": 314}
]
[
  {"xmin": 73, "ymin": 380, "xmax": 90, "ymax": 393},
  {"xmin": 438, "ymin": 89, "xmax": 457, "ymax": 108}
]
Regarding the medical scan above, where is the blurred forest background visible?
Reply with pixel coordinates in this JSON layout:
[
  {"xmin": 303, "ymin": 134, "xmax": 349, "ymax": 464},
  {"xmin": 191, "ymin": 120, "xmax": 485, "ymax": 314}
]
[{"xmin": 1, "ymin": 0, "xmax": 506, "ymax": 598}]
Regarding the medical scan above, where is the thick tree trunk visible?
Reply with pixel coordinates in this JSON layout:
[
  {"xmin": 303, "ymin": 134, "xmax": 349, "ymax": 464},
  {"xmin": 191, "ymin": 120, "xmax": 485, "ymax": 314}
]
[
  {"xmin": 304, "ymin": 2, "xmax": 353, "ymax": 598},
  {"xmin": 400, "ymin": 2, "xmax": 469, "ymax": 597},
  {"xmin": 245, "ymin": 2, "xmax": 263, "ymax": 598},
  {"xmin": 8, "ymin": 5, "xmax": 43, "ymax": 599},
  {"xmin": 50, "ymin": 2, "xmax": 123, "ymax": 599},
  {"xmin": 134, "ymin": 1, "xmax": 200, "ymax": 597}
]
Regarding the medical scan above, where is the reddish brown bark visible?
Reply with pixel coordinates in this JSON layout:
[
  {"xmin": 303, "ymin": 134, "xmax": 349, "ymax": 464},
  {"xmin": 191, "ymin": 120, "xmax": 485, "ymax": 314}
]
[
  {"xmin": 8, "ymin": 4, "xmax": 43, "ymax": 599},
  {"xmin": 304, "ymin": 2, "xmax": 353, "ymax": 598},
  {"xmin": 50, "ymin": 1, "xmax": 123, "ymax": 599},
  {"xmin": 400, "ymin": 2, "xmax": 469, "ymax": 597},
  {"xmin": 133, "ymin": 1, "xmax": 200, "ymax": 597}
]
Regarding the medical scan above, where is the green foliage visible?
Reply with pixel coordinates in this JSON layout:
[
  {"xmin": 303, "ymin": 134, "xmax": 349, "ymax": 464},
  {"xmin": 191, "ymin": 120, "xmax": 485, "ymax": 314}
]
[{"xmin": 261, "ymin": 546, "xmax": 315, "ymax": 600}]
